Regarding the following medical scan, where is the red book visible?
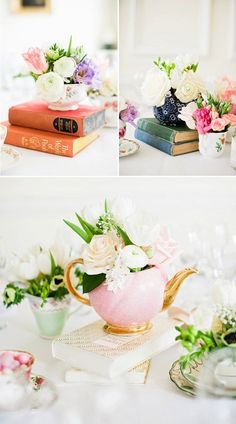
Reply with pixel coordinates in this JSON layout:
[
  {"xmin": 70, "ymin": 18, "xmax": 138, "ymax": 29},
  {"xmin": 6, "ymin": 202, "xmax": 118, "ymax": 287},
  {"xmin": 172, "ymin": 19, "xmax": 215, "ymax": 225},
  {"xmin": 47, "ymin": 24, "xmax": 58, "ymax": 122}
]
[
  {"xmin": 2, "ymin": 122, "xmax": 99, "ymax": 157},
  {"xmin": 8, "ymin": 102, "xmax": 105, "ymax": 137}
]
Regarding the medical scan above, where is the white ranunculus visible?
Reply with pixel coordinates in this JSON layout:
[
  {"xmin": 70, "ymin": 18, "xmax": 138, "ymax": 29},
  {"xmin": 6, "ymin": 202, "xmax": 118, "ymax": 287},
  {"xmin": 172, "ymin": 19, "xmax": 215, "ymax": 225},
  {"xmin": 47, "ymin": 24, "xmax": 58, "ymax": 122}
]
[
  {"xmin": 53, "ymin": 57, "xmax": 76, "ymax": 79},
  {"xmin": 36, "ymin": 72, "xmax": 65, "ymax": 102},
  {"xmin": 175, "ymin": 54, "xmax": 198, "ymax": 72},
  {"xmin": 212, "ymin": 280, "xmax": 236, "ymax": 307},
  {"xmin": 81, "ymin": 234, "xmax": 120, "ymax": 275},
  {"xmin": 50, "ymin": 242, "xmax": 71, "ymax": 268},
  {"xmin": 175, "ymin": 71, "xmax": 205, "ymax": 103},
  {"xmin": 178, "ymin": 102, "xmax": 197, "ymax": 129},
  {"xmin": 124, "ymin": 212, "xmax": 160, "ymax": 247},
  {"xmin": 82, "ymin": 202, "xmax": 104, "ymax": 226},
  {"xmin": 120, "ymin": 245, "xmax": 148, "ymax": 269},
  {"xmin": 141, "ymin": 67, "xmax": 171, "ymax": 107},
  {"xmin": 109, "ymin": 197, "xmax": 135, "ymax": 226}
]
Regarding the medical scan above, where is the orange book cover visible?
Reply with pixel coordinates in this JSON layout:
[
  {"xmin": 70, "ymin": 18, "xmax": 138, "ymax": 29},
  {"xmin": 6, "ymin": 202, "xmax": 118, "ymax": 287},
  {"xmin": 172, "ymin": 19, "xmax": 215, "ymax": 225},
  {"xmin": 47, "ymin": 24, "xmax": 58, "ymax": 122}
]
[
  {"xmin": 8, "ymin": 101, "xmax": 105, "ymax": 137},
  {"xmin": 2, "ymin": 122, "xmax": 99, "ymax": 157}
]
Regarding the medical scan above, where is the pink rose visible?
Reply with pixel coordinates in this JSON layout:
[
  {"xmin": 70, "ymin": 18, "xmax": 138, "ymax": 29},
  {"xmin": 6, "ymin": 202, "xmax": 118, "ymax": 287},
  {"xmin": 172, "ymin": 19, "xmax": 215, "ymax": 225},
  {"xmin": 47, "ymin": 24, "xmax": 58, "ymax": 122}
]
[
  {"xmin": 211, "ymin": 117, "xmax": 227, "ymax": 132},
  {"xmin": 193, "ymin": 107, "xmax": 212, "ymax": 134},
  {"xmin": 22, "ymin": 48, "xmax": 48, "ymax": 74},
  {"xmin": 222, "ymin": 113, "xmax": 236, "ymax": 126},
  {"xmin": 149, "ymin": 226, "xmax": 180, "ymax": 267},
  {"xmin": 211, "ymin": 111, "xmax": 219, "ymax": 120}
]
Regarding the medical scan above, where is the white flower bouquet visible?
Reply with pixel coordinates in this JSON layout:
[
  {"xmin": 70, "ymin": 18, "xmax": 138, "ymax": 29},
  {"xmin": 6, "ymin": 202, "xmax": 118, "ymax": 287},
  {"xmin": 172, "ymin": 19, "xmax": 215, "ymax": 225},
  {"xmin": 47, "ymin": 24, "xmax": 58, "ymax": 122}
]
[
  {"xmin": 64, "ymin": 198, "xmax": 180, "ymax": 294},
  {"xmin": 141, "ymin": 54, "xmax": 205, "ymax": 125}
]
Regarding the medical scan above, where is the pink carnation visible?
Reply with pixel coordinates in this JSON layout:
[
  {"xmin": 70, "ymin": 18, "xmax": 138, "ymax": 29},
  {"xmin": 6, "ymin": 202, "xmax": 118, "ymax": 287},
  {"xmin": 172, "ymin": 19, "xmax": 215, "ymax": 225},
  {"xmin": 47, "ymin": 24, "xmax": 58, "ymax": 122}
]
[
  {"xmin": 22, "ymin": 47, "xmax": 48, "ymax": 75},
  {"xmin": 193, "ymin": 107, "xmax": 212, "ymax": 134},
  {"xmin": 211, "ymin": 117, "xmax": 227, "ymax": 132}
]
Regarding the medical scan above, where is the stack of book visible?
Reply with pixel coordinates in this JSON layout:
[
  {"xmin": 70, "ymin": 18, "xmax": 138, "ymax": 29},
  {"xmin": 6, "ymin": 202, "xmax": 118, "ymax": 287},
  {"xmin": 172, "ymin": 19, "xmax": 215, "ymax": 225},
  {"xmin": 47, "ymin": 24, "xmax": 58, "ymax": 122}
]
[
  {"xmin": 135, "ymin": 117, "xmax": 199, "ymax": 156},
  {"xmin": 52, "ymin": 315, "xmax": 179, "ymax": 384},
  {"xmin": 2, "ymin": 101, "xmax": 105, "ymax": 157}
]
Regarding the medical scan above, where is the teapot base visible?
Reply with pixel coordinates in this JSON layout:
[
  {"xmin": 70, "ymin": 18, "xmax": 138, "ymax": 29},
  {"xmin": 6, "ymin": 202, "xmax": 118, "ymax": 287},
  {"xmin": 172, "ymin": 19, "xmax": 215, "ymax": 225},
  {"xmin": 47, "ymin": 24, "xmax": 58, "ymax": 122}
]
[{"xmin": 103, "ymin": 321, "xmax": 153, "ymax": 335}]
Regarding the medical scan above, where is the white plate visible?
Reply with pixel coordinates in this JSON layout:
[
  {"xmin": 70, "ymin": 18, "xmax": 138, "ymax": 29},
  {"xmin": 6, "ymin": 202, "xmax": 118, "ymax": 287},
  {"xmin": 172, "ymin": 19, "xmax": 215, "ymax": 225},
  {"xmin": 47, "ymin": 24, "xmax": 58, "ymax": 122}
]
[
  {"xmin": 119, "ymin": 139, "xmax": 140, "ymax": 158},
  {"xmin": 1, "ymin": 146, "xmax": 21, "ymax": 172}
]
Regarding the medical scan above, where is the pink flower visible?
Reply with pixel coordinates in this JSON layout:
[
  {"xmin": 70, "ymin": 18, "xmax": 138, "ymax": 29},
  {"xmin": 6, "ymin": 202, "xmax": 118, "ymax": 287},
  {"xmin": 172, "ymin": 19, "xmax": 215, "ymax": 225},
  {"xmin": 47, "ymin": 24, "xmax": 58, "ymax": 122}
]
[
  {"xmin": 119, "ymin": 127, "xmax": 126, "ymax": 139},
  {"xmin": 222, "ymin": 113, "xmax": 236, "ymax": 126},
  {"xmin": 193, "ymin": 107, "xmax": 212, "ymax": 134},
  {"xmin": 211, "ymin": 117, "xmax": 227, "ymax": 132},
  {"xmin": 22, "ymin": 48, "xmax": 48, "ymax": 74},
  {"xmin": 149, "ymin": 226, "xmax": 180, "ymax": 267},
  {"xmin": 211, "ymin": 111, "xmax": 219, "ymax": 120}
]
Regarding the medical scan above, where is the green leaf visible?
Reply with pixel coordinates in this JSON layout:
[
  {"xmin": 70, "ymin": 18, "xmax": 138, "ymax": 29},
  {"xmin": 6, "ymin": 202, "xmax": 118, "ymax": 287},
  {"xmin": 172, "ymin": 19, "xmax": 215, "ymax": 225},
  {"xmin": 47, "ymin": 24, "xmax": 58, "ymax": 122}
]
[
  {"xmin": 64, "ymin": 219, "xmax": 91, "ymax": 243},
  {"xmin": 75, "ymin": 214, "xmax": 102, "ymax": 236},
  {"xmin": 67, "ymin": 35, "xmax": 72, "ymax": 57},
  {"xmin": 116, "ymin": 225, "xmax": 133, "ymax": 246},
  {"xmin": 83, "ymin": 273, "xmax": 106, "ymax": 293},
  {"xmin": 49, "ymin": 251, "xmax": 56, "ymax": 276},
  {"xmin": 104, "ymin": 199, "xmax": 109, "ymax": 213}
]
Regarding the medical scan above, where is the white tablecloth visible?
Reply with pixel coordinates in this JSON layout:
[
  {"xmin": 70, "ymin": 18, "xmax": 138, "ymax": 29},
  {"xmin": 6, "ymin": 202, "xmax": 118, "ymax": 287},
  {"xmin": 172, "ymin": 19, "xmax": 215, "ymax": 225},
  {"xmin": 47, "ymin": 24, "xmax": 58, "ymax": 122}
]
[
  {"xmin": 120, "ymin": 125, "xmax": 236, "ymax": 176},
  {"xmin": 0, "ymin": 289, "xmax": 234, "ymax": 424}
]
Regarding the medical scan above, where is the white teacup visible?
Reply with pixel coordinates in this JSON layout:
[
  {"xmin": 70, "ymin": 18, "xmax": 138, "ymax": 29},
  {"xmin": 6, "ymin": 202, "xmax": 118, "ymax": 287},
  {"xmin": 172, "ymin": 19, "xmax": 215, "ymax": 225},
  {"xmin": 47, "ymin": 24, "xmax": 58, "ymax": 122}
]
[{"xmin": 0, "ymin": 125, "xmax": 7, "ymax": 150}]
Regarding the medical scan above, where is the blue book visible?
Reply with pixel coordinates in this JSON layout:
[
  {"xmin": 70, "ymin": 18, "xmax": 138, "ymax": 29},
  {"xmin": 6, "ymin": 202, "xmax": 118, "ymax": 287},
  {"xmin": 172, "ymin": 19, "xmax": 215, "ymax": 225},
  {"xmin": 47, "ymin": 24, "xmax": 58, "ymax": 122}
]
[{"xmin": 134, "ymin": 128, "xmax": 199, "ymax": 156}]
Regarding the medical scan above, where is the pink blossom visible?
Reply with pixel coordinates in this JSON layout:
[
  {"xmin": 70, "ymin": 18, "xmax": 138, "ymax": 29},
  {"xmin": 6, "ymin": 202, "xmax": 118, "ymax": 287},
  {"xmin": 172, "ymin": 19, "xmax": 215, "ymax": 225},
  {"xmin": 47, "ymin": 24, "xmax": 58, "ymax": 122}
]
[
  {"xmin": 149, "ymin": 226, "xmax": 180, "ymax": 267},
  {"xmin": 211, "ymin": 117, "xmax": 227, "ymax": 132},
  {"xmin": 22, "ymin": 48, "xmax": 48, "ymax": 74},
  {"xmin": 193, "ymin": 107, "xmax": 212, "ymax": 134},
  {"xmin": 222, "ymin": 113, "xmax": 236, "ymax": 126},
  {"xmin": 211, "ymin": 111, "xmax": 219, "ymax": 120},
  {"xmin": 119, "ymin": 127, "xmax": 126, "ymax": 139}
]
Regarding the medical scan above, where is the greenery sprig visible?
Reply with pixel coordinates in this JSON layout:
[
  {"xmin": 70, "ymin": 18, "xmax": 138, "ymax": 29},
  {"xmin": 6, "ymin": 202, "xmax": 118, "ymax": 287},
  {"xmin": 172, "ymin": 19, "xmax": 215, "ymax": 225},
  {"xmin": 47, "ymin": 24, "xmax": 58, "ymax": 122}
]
[{"xmin": 153, "ymin": 57, "xmax": 175, "ymax": 79}]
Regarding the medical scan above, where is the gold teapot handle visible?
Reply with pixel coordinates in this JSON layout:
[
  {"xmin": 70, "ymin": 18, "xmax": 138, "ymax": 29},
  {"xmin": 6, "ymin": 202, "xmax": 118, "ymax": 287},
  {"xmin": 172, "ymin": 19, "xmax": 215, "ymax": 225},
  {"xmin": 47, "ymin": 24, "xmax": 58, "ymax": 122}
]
[{"xmin": 64, "ymin": 258, "xmax": 91, "ymax": 306}]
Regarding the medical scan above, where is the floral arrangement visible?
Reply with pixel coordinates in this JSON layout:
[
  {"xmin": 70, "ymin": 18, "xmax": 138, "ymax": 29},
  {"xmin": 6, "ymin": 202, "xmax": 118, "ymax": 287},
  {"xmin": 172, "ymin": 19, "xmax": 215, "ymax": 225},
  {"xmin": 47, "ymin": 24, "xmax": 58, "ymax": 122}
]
[
  {"xmin": 176, "ymin": 280, "xmax": 236, "ymax": 369},
  {"xmin": 64, "ymin": 198, "xmax": 180, "ymax": 294},
  {"xmin": 21, "ymin": 36, "xmax": 100, "ymax": 103},
  {"xmin": 2, "ymin": 242, "xmax": 80, "ymax": 307},
  {"xmin": 179, "ymin": 94, "xmax": 236, "ymax": 134},
  {"xmin": 119, "ymin": 97, "xmax": 139, "ymax": 139},
  {"xmin": 141, "ymin": 54, "xmax": 205, "ymax": 107}
]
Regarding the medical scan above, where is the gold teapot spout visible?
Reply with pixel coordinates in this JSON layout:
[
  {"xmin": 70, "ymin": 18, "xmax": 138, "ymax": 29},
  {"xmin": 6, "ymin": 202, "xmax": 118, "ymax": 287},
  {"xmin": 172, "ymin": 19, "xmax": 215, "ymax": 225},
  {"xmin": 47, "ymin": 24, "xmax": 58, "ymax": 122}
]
[{"xmin": 162, "ymin": 268, "xmax": 198, "ymax": 311}]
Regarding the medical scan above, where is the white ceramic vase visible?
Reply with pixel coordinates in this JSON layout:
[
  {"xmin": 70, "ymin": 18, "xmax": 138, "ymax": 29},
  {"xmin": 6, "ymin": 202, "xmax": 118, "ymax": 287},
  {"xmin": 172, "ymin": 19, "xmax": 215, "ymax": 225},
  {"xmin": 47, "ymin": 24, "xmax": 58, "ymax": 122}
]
[
  {"xmin": 48, "ymin": 83, "xmax": 87, "ymax": 111},
  {"xmin": 199, "ymin": 132, "xmax": 226, "ymax": 158}
]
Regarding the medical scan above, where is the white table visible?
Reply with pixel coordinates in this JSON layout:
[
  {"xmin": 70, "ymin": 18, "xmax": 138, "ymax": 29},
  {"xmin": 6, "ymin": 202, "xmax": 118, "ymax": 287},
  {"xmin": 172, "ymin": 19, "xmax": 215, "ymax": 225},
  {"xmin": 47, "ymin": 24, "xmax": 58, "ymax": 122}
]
[
  {"xmin": 0, "ymin": 89, "xmax": 118, "ymax": 176},
  {"xmin": 0, "ymin": 283, "xmax": 234, "ymax": 424},
  {"xmin": 120, "ymin": 125, "xmax": 236, "ymax": 176}
]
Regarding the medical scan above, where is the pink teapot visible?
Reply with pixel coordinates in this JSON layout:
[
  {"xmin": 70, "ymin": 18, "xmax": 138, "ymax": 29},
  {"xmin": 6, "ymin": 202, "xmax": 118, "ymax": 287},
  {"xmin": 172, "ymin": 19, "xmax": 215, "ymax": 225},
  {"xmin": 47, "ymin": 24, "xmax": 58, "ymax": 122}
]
[{"xmin": 65, "ymin": 258, "xmax": 197, "ymax": 335}]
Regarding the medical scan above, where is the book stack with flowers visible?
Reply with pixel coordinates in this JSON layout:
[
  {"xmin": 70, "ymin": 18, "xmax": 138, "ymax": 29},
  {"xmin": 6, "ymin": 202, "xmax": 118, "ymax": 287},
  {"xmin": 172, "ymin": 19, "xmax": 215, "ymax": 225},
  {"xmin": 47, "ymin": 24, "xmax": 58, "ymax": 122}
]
[
  {"xmin": 2, "ymin": 102, "xmax": 105, "ymax": 157},
  {"xmin": 135, "ymin": 118, "xmax": 199, "ymax": 156}
]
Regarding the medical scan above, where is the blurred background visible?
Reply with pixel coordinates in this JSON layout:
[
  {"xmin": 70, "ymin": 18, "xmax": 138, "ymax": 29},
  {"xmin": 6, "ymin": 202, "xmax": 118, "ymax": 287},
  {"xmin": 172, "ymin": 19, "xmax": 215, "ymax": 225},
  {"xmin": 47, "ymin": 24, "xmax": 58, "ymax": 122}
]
[
  {"xmin": 120, "ymin": 0, "xmax": 236, "ymax": 104},
  {"xmin": 0, "ymin": 0, "xmax": 117, "ymax": 120}
]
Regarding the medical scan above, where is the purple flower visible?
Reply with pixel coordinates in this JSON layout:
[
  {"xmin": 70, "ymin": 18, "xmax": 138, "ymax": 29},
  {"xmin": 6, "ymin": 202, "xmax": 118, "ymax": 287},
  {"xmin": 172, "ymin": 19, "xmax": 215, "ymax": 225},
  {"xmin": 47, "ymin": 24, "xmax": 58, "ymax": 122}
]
[
  {"xmin": 73, "ymin": 57, "xmax": 100, "ymax": 87},
  {"xmin": 119, "ymin": 102, "xmax": 139, "ymax": 125}
]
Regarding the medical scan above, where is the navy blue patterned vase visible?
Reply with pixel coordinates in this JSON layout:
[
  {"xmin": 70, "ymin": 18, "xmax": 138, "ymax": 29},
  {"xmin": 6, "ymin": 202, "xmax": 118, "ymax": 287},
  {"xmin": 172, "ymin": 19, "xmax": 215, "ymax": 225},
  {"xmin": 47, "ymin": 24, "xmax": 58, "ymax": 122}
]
[{"xmin": 153, "ymin": 92, "xmax": 186, "ymax": 126}]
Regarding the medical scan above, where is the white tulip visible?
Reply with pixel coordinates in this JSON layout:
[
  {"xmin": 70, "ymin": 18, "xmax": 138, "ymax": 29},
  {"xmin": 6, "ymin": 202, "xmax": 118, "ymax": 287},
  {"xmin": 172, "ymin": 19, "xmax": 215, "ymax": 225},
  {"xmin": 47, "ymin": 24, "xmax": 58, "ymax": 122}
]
[
  {"xmin": 36, "ymin": 72, "xmax": 65, "ymax": 102},
  {"xmin": 124, "ymin": 212, "xmax": 160, "ymax": 247},
  {"xmin": 50, "ymin": 242, "xmax": 71, "ymax": 268},
  {"xmin": 109, "ymin": 197, "xmax": 135, "ymax": 226},
  {"xmin": 37, "ymin": 250, "xmax": 51, "ymax": 275},
  {"xmin": 82, "ymin": 202, "xmax": 104, "ymax": 226},
  {"xmin": 120, "ymin": 245, "xmax": 148, "ymax": 269},
  {"xmin": 18, "ymin": 254, "xmax": 39, "ymax": 280},
  {"xmin": 53, "ymin": 57, "xmax": 76, "ymax": 79},
  {"xmin": 141, "ymin": 67, "xmax": 171, "ymax": 107}
]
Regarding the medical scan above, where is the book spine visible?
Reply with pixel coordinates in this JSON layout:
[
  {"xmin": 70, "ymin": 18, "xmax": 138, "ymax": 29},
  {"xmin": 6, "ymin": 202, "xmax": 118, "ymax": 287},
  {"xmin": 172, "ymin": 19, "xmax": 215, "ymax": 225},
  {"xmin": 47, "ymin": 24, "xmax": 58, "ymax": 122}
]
[
  {"xmin": 135, "ymin": 128, "xmax": 173, "ymax": 155},
  {"xmin": 9, "ymin": 108, "xmax": 105, "ymax": 137},
  {"xmin": 137, "ymin": 118, "xmax": 176, "ymax": 142},
  {"xmin": 5, "ymin": 127, "xmax": 74, "ymax": 157}
]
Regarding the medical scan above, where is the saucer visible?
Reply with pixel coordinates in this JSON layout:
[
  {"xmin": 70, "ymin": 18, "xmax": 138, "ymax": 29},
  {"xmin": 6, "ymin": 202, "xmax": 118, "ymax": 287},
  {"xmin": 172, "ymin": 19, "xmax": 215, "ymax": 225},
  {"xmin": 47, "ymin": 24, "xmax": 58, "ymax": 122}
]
[
  {"xmin": 119, "ymin": 139, "xmax": 140, "ymax": 158},
  {"xmin": 1, "ymin": 146, "xmax": 21, "ymax": 172},
  {"xmin": 29, "ymin": 374, "xmax": 58, "ymax": 410}
]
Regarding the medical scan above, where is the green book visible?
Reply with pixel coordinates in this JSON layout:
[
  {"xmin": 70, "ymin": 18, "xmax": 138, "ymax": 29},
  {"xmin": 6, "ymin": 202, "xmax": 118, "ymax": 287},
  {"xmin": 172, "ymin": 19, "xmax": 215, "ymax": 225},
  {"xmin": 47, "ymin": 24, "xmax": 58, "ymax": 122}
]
[{"xmin": 137, "ymin": 118, "xmax": 198, "ymax": 144}]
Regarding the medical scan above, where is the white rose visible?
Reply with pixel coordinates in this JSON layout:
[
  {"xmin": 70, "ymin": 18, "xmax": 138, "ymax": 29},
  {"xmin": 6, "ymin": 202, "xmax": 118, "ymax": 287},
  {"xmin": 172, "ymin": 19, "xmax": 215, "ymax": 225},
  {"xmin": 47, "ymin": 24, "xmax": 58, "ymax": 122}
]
[
  {"xmin": 53, "ymin": 57, "xmax": 76, "ymax": 79},
  {"xmin": 81, "ymin": 234, "xmax": 120, "ymax": 275},
  {"xmin": 121, "ymin": 245, "xmax": 148, "ymax": 269},
  {"xmin": 178, "ymin": 101, "xmax": 197, "ymax": 129},
  {"xmin": 175, "ymin": 71, "xmax": 205, "ymax": 103},
  {"xmin": 36, "ymin": 72, "xmax": 65, "ymax": 102},
  {"xmin": 141, "ymin": 67, "xmax": 171, "ymax": 107},
  {"xmin": 124, "ymin": 212, "xmax": 160, "ymax": 247}
]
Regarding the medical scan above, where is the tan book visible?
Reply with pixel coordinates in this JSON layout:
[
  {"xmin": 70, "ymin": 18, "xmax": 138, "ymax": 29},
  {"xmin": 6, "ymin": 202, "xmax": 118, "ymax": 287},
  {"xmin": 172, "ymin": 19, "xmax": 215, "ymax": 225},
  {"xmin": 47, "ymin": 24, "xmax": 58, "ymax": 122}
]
[{"xmin": 52, "ymin": 315, "xmax": 178, "ymax": 379}]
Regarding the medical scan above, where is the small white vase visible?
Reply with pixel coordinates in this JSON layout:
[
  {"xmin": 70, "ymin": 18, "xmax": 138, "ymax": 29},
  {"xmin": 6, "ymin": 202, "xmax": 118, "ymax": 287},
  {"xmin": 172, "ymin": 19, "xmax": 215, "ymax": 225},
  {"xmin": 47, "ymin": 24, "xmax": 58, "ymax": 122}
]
[
  {"xmin": 48, "ymin": 83, "xmax": 87, "ymax": 111},
  {"xmin": 199, "ymin": 132, "xmax": 226, "ymax": 158}
]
